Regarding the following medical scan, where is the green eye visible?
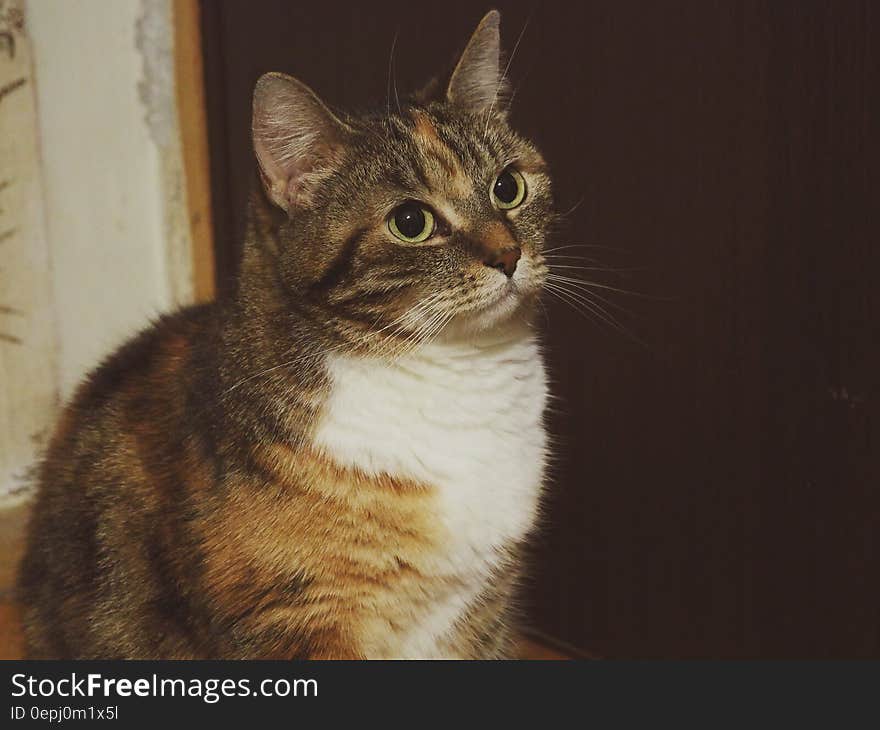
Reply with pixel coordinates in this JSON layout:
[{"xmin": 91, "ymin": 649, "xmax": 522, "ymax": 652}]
[
  {"xmin": 492, "ymin": 168, "xmax": 526, "ymax": 210},
  {"xmin": 388, "ymin": 202, "xmax": 435, "ymax": 243}
]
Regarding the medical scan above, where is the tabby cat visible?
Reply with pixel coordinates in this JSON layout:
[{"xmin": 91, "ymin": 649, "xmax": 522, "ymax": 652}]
[{"xmin": 17, "ymin": 10, "xmax": 554, "ymax": 659}]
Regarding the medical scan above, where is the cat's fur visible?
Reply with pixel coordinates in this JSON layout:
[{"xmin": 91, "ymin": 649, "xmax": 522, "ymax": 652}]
[{"xmin": 17, "ymin": 10, "xmax": 554, "ymax": 659}]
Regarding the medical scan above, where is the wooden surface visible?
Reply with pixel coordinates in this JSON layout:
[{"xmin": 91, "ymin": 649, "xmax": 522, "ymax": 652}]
[
  {"xmin": 0, "ymin": 614, "xmax": 565, "ymax": 660},
  {"xmin": 0, "ymin": 603, "xmax": 23, "ymax": 661},
  {"xmin": 0, "ymin": 504, "xmax": 26, "ymax": 601},
  {"xmin": 0, "ymin": 616, "xmax": 566, "ymax": 660},
  {"xmin": 199, "ymin": 0, "xmax": 879, "ymax": 658},
  {"xmin": 0, "ymin": 504, "xmax": 26, "ymax": 660},
  {"xmin": 174, "ymin": 0, "xmax": 216, "ymax": 303}
]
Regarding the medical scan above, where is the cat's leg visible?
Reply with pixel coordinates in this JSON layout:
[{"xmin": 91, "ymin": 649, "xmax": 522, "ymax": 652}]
[
  {"xmin": 214, "ymin": 616, "xmax": 363, "ymax": 660},
  {"xmin": 18, "ymin": 594, "xmax": 64, "ymax": 659},
  {"xmin": 447, "ymin": 566, "xmax": 523, "ymax": 660}
]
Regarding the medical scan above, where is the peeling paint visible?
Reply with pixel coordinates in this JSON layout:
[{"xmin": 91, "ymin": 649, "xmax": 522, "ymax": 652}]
[
  {"xmin": 135, "ymin": 0, "xmax": 176, "ymax": 147},
  {"xmin": 0, "ymin": 76, "xmax": 26, "ymax": 103},
  {"xmin": 0, "ymin": 0, "xmax": 58, "ymax": 504},
  {"xmin": 135, "ymin": 0, "xmax": 195, "ymax": 308}
]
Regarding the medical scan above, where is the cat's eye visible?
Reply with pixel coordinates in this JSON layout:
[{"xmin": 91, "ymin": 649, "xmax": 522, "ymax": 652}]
[
  {"xmin": 388, "ymin": 202, "xmax": 435, "ymax": 243},
  {"xmin": 492, "ymin": 168, "xmax": 526, "ymax": 210}
]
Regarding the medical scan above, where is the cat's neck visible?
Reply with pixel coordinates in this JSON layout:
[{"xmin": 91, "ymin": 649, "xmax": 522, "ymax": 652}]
[
  {"xmin": 313, "ymin": 316, "xmax": 547, "ymax": 581},
  {"xmin": 316, "ymin": 323, "xmax": 545, "ymax": 474},
  {"xmin": 361, "ymin": 320, "xmax": 540, "ymax": 370}
]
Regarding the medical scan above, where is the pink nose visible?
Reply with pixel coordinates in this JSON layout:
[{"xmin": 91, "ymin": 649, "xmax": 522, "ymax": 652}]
[{"xmin": 483, "ymin": 246, "xmax": 521, "ymax": 278}]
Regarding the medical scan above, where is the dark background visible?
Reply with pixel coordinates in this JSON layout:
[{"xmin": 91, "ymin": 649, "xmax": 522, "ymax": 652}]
[{"xmin": 199, "ymin": 0, "xmax": 878, "ymax": 658}]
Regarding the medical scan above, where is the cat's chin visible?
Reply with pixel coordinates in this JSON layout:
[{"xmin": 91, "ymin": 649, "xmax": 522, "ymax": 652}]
[{"xmin": 446, "ymin": 286, "xmax": 540, "ymax": 338}]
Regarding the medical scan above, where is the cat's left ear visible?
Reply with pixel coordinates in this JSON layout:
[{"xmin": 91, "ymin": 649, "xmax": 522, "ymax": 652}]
[
  {"xmin": 252, "ymin": 72, "xmax": 351, "ymax": 212},
  {"xmin": 446, "ymin": 10, "xmax": 509, "ymax": 115}
]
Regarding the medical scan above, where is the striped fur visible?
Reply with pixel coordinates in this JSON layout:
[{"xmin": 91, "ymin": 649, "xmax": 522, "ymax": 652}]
[{"xmin": 17, "ymin": 10, "xmax": 555, "ymax": 659}]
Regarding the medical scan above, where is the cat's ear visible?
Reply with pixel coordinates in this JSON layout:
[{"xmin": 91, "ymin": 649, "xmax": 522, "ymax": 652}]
[
  {"xmin": 446, "ymin": 10, "xmax": 509, "ymax": 114},
  {"xmin": 252, "ymin": 72, "xmax": 350, "ymax": 211}
]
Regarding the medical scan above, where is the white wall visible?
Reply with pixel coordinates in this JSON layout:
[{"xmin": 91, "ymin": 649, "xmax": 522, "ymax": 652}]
[
  {"xmin": 0, "ymin": 0, "xmax": 194, "ymax": 503},
  {"xmin": 0, "ymin": 0, "xmax": 58, "ymax": 504},
  {"xmin": 27, "ymin": 0, "xmax": 193, "ymax": 399}
]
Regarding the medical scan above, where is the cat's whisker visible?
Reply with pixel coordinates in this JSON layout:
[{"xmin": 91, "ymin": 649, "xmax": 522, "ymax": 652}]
[
  {"xmin": 387, "ymin": 303, "xmax": 452, "ymax": 361},
  {"xmin": 546, "ymin": 273, "xmax": 667, "ymax": 301},
  {"xmin": 369, "ymin": 291, "xmax": 454, "ymax": 362},
  {"xmin": 219, "ymin": 348, "xmax": 326, "ymax": 398},
  {"xmin": 544, "ymin": 282, "xmax": 645, "ymax": 346},
  {"xmin": 543, "ymin": 284, "xmax": 596, "ymax": 322},
  {"xmin": 542, "ymin": 254, "xmax": 606, "ymax": 265},
  {"xmin": 548, "ymin": 263, "xmax": 642, "ymax": 274},
  {"xmin": 386, "ymin": 29, "xmax": 400, "ymax": 119},
  {"xmin": 547, "ymin": 279, "xmax": 649, "ymax": 348},
  {"xmin": 395, "ymin": 297, "xmax": 459, "ymax": 359},
  {"xmin": 557, "ymin": 195, "xmax": 586, "ymax": 219},
  {"xmin": 503, "ymin": 82, "xmax": 520, "ymax": 116},
  {"xmin": 406, "ymin": 310, "xmax": 455, "ymax": 359},
  {"xmin": 556, "ymin": 280, "xmax": 637, "ymax": 318},
  {"xmin": 579, "ymin": 289, "xmax": 636, "ymax": 319},
  {"xmin": 542, "ymin": 243, "xmax": 634, "ymax": 255},
  {"xmin": 545, "ymin": 281, "xmax": 617, "ymax": 325},
  {"xmin": 536, "ymin": 297, "xmax": 551, "ymax": 328},
  {"xmin": 547, "ymin": 283, "xmax": 625, "ymax": 332},
  {"xmin": 220, "ymin": 294, "xmax": 446, "ymax": 398}
]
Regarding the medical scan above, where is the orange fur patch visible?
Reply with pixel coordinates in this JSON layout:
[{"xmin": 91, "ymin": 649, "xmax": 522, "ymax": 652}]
[{"xmin": 200, "ymin": 444, "xmax": 471, "ymax": 658}]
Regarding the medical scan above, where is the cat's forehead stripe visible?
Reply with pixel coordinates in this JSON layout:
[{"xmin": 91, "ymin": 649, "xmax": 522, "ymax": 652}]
[{"xmin": 408, "ymin": 109, "xmax": 472, "ymax": 199}]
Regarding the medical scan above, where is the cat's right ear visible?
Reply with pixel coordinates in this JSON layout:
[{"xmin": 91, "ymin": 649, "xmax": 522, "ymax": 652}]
[
  {"xmin": 252, "ymin": 73, "xmax": 350, "ymax": 212},
  {"xmin": 446, "ymin": 10, "xmax": 508, "ymax": 114}
]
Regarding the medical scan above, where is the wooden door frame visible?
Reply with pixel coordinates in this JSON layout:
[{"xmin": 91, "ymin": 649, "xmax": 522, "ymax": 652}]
[{"xmin": 173, "ymin": 0, "xmax": 216, "ymax": 303}]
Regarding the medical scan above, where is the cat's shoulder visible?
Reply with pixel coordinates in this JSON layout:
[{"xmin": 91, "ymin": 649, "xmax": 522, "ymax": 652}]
[{"xmin": 66, "ymin": 302, "xmax": 221, "ymax": 417}]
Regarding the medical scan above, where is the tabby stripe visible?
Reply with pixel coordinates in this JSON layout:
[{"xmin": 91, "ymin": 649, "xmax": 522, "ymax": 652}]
[{"xmin": 310, "ymin": 228, "xmax": 367, "ymax": 291}]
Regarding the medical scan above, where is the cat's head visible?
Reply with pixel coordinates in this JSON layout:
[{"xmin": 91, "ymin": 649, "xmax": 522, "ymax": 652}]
[{"xmin": 249, "ymin": 10, "xmax": 552, "ymax": 350}]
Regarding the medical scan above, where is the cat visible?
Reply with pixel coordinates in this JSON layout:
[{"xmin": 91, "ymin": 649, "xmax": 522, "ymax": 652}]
[{"xmin": 17, "ymin": 9, "xmax": 554, "ymax": 659}]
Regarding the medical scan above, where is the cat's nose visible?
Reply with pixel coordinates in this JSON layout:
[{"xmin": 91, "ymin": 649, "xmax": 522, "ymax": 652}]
[{"xmin": 483, "ymin": 246, "xmax": 521, "ymax": 278}]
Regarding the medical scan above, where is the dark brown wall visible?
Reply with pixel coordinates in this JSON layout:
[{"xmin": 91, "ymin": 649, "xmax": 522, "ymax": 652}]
[{"xmin": 200, "ymin": 0, "xmax": 879, "ymax": 658}]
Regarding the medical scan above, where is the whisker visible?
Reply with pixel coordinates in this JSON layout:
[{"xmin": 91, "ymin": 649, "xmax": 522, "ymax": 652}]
[
  {"xmin": 370, "ymin": 291, "xmax": 453, "ymax": 361},
  {"xmin": 544, "ymin": 283, "xmax": 646, "ymax": 347},
  {"xmin": 559, "ymin": 281, "xmax": 637, "ymax": 318},
  {"xmin": 547, "ymin": 282, "xmax": 625, "ymax": 330},
  {"xmin": 545, "ymin": 282, "xmax": 621, "ymax": 329},
  {"xmin": 548, "ymin": 263, "xmax": 643, "ymax": 274},
  {"xmin": 542, "ymin": 243, "xmax": 634, "ymax": 255},
  {"xmin": 546, "ymin": 273, "xmax": 667, "ymax": 300},
  {"xmin": 543, "ymin": 285, "xmax": 602, "ymax": 325},
  {"xmin": 385, "ymin": 29, "xmax": 403, "ymax": 118},
  {"xmin": 220, "ymin": 291, "xmax": 450, "ymax": 398},
  {"xmin": 503, "ymin": 82, "xmax": 520, "ymax": 115},
  {"xmin": 406, "ymin": 312, "xmax": 450, "ymax": 355},
  {"xmin": 542, "ymin": 253, "xmax": 606, "ymax": 265},
  {"xmin": 536, "ymin": 297, "xmax": 551, "ymax": 327},
  {"xmin": 384, "ymin": 305, "xmax": 452, "ymax": 363},
  {"xmin": 557, "ymin": 195, "xmax": 586, "ymax": 219},
  {"xmin": 219, "ymin": 347, "xmax": 327, "ymax": 398},
  {"xmin": 386, "ymin": 29, "xmax": 399, "ymax": 119}
]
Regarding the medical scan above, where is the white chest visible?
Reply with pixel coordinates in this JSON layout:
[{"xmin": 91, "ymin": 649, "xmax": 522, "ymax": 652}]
[{"xmin": 311, "ymin": 334, "xmax": 548, "ymax": 656}]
